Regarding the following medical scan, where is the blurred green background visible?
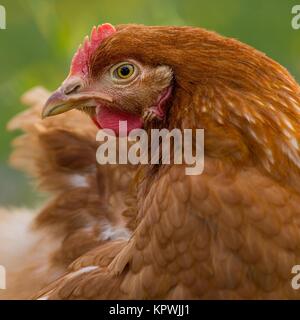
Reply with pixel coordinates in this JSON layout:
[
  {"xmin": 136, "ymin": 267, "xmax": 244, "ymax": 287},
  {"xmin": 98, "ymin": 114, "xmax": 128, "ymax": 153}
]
[{"xmin": 0, "ymin": 0, "xmax": 300, "ymax": 206}]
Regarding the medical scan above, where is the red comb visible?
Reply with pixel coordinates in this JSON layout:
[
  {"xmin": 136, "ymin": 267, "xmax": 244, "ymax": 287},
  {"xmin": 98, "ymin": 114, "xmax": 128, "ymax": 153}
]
[{"xmin": 70, "ymin": 23, "xmax": 116, "ymax": 76}]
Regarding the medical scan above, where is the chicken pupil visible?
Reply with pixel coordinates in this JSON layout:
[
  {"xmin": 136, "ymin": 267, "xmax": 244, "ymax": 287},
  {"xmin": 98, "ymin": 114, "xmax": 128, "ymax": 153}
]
[{"xmin": 120, "ymin": 66, "xmax": 130, "ymax": 76}]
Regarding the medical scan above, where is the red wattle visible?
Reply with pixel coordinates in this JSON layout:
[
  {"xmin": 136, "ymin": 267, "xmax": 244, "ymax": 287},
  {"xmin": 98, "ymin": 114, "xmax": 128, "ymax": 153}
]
[{"xmin": 94, "ymin": 105, "xmax": 143, "ymax": 136}]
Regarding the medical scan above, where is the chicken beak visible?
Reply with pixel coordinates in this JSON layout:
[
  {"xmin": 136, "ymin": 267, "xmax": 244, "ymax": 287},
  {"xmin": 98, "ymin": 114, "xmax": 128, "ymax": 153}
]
[
  {"xmin": 42, "ymin": 89, "xmax": 74, "ymax": 118},
  {"xmin": 42, "ymin": 76, "xmax": 113, "ymax": 119}
]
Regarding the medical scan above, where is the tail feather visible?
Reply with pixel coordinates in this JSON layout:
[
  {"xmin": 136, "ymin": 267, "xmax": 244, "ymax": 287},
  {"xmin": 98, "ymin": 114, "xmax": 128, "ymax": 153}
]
[{"xmin": 8, "ymin": 87, "xmax": 98, "ymax": 193}]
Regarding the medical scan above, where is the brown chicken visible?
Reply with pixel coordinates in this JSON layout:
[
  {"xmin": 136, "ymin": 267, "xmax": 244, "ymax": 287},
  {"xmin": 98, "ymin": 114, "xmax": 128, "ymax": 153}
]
[{"xmin": 6, "ymin": 22, "xmax": 300, "ymax": 299}]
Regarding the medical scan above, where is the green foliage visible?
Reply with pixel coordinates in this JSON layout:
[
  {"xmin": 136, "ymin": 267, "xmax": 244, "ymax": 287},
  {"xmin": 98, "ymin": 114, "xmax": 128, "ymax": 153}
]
[{"xmin": 0, "ymin": 0, "xmax": 299, "ymax": 205}]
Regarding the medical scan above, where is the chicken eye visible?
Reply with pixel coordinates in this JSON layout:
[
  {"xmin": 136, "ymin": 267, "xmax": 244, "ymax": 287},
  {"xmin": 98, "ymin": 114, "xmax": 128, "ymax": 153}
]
[
  {"xmin": 112, "ymin": 63, "xmax": 136, "ymax": 81},
  {"xmin": 117, "ymin": 65, "xmax": 134, "ymax": 78}
]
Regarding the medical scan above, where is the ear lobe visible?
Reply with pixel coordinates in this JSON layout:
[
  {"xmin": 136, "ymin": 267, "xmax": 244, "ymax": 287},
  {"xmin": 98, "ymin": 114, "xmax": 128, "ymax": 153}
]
[{"xmin": 70, "ymin": 23, "xmax": 116, "ymax": 76}]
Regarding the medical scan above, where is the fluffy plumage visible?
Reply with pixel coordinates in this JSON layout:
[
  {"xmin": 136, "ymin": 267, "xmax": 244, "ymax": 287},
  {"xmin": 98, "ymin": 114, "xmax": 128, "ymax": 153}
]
[{"xmin": 0, "ymin": 87, "xmax": 134, "ymax": 299}]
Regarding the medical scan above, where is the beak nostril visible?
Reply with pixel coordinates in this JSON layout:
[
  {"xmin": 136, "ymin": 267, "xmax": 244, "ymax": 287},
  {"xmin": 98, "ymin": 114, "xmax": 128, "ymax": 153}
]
[{"xmin": 63, "ymin": 84, "xmax": 82, "ymax": 96}]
